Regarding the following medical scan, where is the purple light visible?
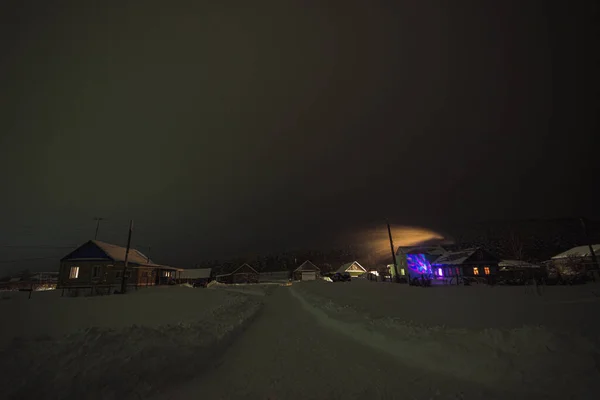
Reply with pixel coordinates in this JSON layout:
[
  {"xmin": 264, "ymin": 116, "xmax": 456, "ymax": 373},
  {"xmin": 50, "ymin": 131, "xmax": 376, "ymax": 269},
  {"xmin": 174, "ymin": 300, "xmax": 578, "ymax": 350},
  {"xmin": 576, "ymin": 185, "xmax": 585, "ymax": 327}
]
[
  {"xmin": 406, "ymin": 254, "xmax": 432, "ymax": 275},
  {"xmin": 438, "ymin": 268, "xmax": 443, "ymax": 276}
]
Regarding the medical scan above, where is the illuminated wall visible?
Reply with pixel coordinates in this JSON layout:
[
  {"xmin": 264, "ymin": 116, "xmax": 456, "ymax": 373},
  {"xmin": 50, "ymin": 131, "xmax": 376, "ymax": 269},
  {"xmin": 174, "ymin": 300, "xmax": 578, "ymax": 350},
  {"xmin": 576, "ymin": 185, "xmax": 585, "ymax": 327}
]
[{"xmin": 406, "ymin": 254, "xmax": 433, "ymax": 275}]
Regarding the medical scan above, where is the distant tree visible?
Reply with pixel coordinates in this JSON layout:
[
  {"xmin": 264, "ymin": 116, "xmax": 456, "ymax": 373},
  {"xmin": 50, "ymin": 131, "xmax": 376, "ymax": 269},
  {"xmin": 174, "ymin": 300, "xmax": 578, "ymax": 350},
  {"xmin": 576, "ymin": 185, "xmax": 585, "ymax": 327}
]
[{"xmin": 508, "ymin": 231, "xmax": 525, "ymax": 262}]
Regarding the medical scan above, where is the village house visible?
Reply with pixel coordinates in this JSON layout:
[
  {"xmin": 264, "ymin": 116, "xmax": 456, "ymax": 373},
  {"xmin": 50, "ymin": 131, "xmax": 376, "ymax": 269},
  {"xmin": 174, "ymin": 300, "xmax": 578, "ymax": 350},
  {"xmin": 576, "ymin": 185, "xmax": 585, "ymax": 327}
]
[
  {"xmin": 550, "ymin": 244, "xmax": 600, "ymax": 277},
  {"xmin": 58, "ymin": 240, "xmax": 181, "ymax": 294},
  {"xmin": 394, "ymin": 246, "xmax": 449, "ymax": 281},
  {"xmin": 216, "ymin": 263, "xmax": 259, "ymax": 284},
  {"xmin": 293, "ymin": 260, "xmax": 320, "ymax": 281},
  {"xmin": 335, "ymin": 261, "xmax": 367, "ymax": 277},
  {"xmin": 432, "ymin": 247, "xmax": 500, "ymax": 279}
]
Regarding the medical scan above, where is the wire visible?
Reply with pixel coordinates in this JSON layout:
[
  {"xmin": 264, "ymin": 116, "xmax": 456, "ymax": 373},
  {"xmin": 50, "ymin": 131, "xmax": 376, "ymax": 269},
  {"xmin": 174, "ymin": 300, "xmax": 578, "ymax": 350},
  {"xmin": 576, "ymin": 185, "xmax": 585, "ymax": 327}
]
[
  {"xmin": 0, "ymin": 256, "xmax": 59, "ymax": 264},
  {"xmin": 0, "ymin": 245, "xmax": 77, "ymax": 248}
]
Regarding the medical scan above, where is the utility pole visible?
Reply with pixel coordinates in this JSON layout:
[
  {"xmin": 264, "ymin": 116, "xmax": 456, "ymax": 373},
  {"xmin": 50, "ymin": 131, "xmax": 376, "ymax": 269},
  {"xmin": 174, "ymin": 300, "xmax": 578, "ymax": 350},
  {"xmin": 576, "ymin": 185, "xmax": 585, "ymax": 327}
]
[
  {"xmin": 93, "ymin": 217, "xmax": 106, "ymax": 240},
  {"xmin": 120, "ymin": 220, "xmax": 134, "ymax": 294},
  {"xmin": 387, "ymin": 222, "xmax": 400, "ymax": 283},
  {"xmin": 580, "ymin": 217, "xmax": 599, "ymax": 271}
]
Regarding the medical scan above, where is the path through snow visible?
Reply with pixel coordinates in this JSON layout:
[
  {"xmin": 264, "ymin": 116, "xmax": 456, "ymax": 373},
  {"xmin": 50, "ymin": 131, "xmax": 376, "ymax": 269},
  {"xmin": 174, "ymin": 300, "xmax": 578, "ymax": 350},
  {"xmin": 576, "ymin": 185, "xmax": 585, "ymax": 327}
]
[{"xmin": 155, "ymin": 286, "xmax": 523, "ymax": 400}]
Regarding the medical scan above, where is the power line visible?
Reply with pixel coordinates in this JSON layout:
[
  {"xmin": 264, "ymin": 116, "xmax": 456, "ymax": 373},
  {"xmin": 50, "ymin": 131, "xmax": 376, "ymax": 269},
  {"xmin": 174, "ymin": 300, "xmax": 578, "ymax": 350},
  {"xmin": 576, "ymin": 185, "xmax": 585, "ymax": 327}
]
[
  {"xmin": 0, "ymin": 245, "xmax": 77, "ymax": 249},
  {"xmin": 0, "ymin": 256, "xmax": 59, "ymax": 264}
]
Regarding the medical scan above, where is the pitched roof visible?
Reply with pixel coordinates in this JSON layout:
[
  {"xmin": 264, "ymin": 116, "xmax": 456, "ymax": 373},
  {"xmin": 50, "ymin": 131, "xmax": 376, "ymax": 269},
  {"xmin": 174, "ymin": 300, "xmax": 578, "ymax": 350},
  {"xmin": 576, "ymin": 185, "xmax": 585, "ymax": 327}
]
[
  {"xmin": 230, "ymin": 263, "xmax": 259, "ymax": 275},
  {"xmin": 179, "ymin": 268, "xmax": 212, "ymax": 279},
  {"xmin": 294, "ymin": 260, "xmax": 320, "ymax": 272},
  {"xmin": 498, "ymin": 260, "xmax": 540, "ymax": 268},
  {"xmin": 551, "ymin": 245, "xmax": 600, "ymax": 259},
  {"xmin": 432, "ymin": 248, "xmax": 478, "ymax": 265},
  {"xmin": 91, "ymin": 240, "xmax": 154, "ymax": 265},
  {"xmin": 63, "ymin": 240, "xmax": 171, "ymax": 268},
  {"xmin": 336, "ymin": 261, "xmax": 366, "ymax": 274}
]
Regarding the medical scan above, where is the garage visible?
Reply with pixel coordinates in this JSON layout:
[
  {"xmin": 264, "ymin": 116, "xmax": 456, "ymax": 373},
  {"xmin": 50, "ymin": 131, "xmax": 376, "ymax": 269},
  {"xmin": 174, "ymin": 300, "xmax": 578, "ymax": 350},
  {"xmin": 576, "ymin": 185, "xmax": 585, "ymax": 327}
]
[
  {"xmin": 293, "ymin": 260, "xmax": 321, "ymax": 281},
  {"xmin": 301, "ymin": 271, "xmax": 316, "ymax": 281}
]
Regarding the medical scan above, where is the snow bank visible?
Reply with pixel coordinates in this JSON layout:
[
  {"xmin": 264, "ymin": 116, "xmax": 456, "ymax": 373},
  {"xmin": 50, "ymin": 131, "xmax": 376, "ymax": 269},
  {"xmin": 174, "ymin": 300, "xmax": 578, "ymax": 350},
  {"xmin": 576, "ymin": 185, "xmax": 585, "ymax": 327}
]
[
  {"xmin": 208, "ymin": 283, "xmax": 279, "ymax": 297},
  {"xmin": 0, "ymin": 286, "xmax": 263, "ymax": 400},
  {"xmin": 291, "ymin": 281, "xmax": 600, "ymax": 398}
]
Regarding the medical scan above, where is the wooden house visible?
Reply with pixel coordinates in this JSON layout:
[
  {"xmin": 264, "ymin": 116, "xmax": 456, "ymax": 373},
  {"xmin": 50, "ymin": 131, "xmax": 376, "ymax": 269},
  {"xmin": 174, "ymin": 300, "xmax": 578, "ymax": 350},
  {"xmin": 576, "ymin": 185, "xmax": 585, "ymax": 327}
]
[
  {"xmin": 432, "ymin": 248, "xmax": 500, "ymax": 278},
  {"xmin": 550, "ymin": 244, "xmax": 600, "ymax": 276},
  {"xmin": 58, "ymin": 240, "xmax": 181, "ymax": 294},
  {"xmin": 216, "ymin": 263, "xmax": 259, "ymax": 284},
  {"xmin": 335, "ymin": 261, "xmax": 367, "ymax": 277},
  {"xmin": 293, "ymin": 260, "xmax": 320, "ymax": 281}
]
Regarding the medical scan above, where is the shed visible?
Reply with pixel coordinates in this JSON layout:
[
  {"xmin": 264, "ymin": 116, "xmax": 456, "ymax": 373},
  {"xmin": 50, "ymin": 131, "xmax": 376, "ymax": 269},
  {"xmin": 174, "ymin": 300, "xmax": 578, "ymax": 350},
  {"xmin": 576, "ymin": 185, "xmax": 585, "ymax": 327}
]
[
  {"xmin": 178, "ymin": 268, "xmax": 212, "ymax": 283},
  {"xmin": 216, "ymin": 263, "xmax": 259, "ymax": 284},
  {"xmin": 335, "ymin": 261, "xmax": 366, "ymax": 277},
  {"xmin": 550, "ymin": 245, "xmax": 600, "ymax": 275},
  {"xmin": 293, "ymin": 260, "xmax": 320, "ymax": 281}
]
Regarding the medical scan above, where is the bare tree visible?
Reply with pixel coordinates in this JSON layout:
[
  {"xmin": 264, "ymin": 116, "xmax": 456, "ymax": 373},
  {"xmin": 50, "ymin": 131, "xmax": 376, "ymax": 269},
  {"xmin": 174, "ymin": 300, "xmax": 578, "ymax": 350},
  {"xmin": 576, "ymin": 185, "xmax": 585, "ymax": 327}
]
[{"xmin": 508, "ymin": 231, "xmax": 525, "ymax": 263}]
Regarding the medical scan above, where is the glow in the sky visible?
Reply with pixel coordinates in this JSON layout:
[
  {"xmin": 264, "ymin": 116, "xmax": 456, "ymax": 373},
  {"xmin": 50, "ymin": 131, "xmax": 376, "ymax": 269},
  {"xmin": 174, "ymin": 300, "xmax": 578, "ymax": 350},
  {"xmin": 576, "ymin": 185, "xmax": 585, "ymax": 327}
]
[{"xmin": 350, "ymin": 225, "xmax": 447, "ymax": 263}]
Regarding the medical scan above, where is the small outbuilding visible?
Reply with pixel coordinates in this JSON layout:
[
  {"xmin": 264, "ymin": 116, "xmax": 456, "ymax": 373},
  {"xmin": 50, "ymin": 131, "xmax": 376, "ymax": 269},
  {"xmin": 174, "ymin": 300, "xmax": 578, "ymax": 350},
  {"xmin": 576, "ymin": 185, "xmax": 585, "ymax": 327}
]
[
  {"xmin": 293, "ymin": 260, "xmax": 320, "ymax": 281},
  {"xmin": 178, "ymin": 268, "xmax": 212, "ymax": 284},
  {"xmin": 335, "ymin": 261, "xmax": 367, "ymax": 277},
  {"xmin": 216, "ymin": 263, "xmax": 259, "ymax": 284}
]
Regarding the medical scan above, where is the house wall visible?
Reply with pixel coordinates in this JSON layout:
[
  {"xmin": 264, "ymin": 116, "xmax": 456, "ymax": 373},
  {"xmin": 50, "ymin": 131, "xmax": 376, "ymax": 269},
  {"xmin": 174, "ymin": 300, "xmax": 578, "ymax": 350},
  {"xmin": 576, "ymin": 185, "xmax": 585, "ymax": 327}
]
[
  {"xmin": 58, "ymin": 261, "xmax": 155, "ymax": 288},
  {"xmin": 460, "ymin": 263, "xmax": 499, "ymax": 277},
  {"xmin": 232, "ymin": 272, "xmax": 259, "ymax": 284}
]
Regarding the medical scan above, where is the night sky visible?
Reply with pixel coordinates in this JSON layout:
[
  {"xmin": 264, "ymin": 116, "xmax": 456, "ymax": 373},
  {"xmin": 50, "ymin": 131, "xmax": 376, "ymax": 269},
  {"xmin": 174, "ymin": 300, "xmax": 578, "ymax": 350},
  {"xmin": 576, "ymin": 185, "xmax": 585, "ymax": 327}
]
[{"xmin": 1, "ymin": 1, "xmax": 597, "ymax": 272}]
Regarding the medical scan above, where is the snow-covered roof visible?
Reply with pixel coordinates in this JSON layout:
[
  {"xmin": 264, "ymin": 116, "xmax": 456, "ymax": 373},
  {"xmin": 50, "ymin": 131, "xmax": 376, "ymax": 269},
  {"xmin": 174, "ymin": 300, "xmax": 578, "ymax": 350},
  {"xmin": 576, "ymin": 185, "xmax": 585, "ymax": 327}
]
[
  {"xmin": 498, "ymin": 260, "xmax": 540, "ymax": 268},
  {"xmin": 91, "ymin": 240, "xmax": 153, "ymax": 265},
  {"xmin": 432, "ymin": 248, "xmax": 478, "ymax": 265},
  {"xmin": 294, "ymin": 260, "xmax": 320, "ymax": 272},
  {"xmin": 230, "ymin": 263, "xmax": 258, "ymax": 275},
  {"xmin": 551, "ymin": 245, "xmax": 600, "ymax": 259},
  {"xmin": 336, "ymin": 261, "xmax": 366, "ymax": 274},
  {"xmin": 179, "ymin": 268, "xmax": 211, "ymax": 279}
]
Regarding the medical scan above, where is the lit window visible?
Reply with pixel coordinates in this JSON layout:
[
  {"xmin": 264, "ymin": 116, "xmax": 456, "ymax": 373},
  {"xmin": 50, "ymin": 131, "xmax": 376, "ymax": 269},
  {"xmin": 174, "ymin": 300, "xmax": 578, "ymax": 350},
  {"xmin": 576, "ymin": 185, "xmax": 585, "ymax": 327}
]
[
  {"xmin": 484, "ymin": 266, "xmax": 491, "ymax": 275},
  {"xmin": 92, "ymin": 266, "xmax": 101, "ymax": 278},
  {"xmin": 400, "ymin": 269, "xmax": 405, "ymax": 276},
  {"xmin": 473, "ymin": 267, "xmax": 479, "ymax": 275},
  {"xmin": 438, "ymin": 268, "xmax": 443, "ymax": 276},
  {"xmin": 69, "ymin": 266, "xmax": 79, "ymax": 279}
]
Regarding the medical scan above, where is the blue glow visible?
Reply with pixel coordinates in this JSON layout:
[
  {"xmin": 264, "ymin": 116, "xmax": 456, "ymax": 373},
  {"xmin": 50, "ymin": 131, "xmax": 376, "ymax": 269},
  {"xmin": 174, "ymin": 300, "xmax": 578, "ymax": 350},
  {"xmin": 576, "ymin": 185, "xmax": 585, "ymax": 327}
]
[{"xmin": 406, "ymin": 254, "xmax": 433, "ymax": 275}]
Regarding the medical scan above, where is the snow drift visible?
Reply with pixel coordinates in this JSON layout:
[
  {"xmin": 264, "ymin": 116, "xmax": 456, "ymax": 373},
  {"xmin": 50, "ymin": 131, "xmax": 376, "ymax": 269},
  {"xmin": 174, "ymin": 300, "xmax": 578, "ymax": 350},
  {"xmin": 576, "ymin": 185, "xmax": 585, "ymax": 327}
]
[
  {"xmin": 0, "ymin": 286, "xmax": 264, "ymax": 400},
  {"xmin": 291, "ymin": 280, "xmax": 600, "ymax": 398}
]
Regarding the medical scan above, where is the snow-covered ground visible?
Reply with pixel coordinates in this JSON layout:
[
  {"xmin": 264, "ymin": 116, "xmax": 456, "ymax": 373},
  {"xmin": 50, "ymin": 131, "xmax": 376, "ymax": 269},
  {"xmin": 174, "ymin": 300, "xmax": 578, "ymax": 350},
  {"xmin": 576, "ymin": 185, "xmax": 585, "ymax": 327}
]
[
  {"xmin": 0, "ymin": 285, "xmax": 264, "ymax": 400},
  {"xmin": 291, "ymin": 279, "xmax": 600, "ymax": 398},
  {"xmin": 4, "ymin": 281, "xmax": 600, "ymax": 399}
]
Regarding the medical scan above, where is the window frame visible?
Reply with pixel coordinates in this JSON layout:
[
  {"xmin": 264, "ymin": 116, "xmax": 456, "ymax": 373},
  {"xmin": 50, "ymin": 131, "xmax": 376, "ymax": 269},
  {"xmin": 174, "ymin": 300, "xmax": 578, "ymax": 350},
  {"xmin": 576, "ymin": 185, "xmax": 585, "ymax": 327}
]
[{"xmin": 69, "ymin": 266, "xmax": 80, "ymax": 279}]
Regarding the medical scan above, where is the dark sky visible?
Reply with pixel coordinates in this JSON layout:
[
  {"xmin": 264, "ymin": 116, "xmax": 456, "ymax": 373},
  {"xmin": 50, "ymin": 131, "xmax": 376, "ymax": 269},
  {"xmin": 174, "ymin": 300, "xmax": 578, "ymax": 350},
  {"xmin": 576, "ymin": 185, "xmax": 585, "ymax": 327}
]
[{"xmin": 1, "ymin": 1, "xmax": 597, "ymax": 271}]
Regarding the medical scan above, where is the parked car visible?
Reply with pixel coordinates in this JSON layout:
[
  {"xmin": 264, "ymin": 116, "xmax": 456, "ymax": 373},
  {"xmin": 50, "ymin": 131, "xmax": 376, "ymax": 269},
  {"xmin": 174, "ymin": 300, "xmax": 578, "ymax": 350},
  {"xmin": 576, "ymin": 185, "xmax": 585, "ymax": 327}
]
[
  {"xmin": 332, "ymin": 272, "xmax": 351, "ymax": 282},
  {"xmin": 193, "ymin": 279, "xmax": 208, "ymax": 288}
]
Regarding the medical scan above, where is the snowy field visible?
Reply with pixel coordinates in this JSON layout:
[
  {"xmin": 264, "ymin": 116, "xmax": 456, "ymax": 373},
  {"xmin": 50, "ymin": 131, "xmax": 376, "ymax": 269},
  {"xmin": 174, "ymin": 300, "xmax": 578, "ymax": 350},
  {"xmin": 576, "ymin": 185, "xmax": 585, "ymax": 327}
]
[
  {"xmin": 291, "ymin": 279, "xmax": 600, "ymax": 399},
  {"xmin": 0, "ymin": 285, "xmax": 266, "ymax": 400},
  {"xmin": 3, "ymin": 281, "xmax": 600, "ymax": 399}
]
